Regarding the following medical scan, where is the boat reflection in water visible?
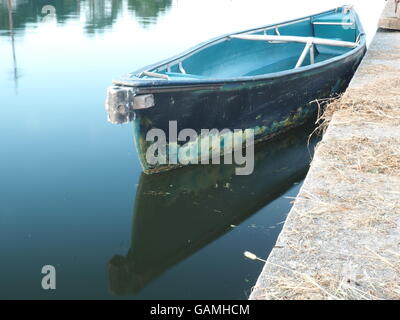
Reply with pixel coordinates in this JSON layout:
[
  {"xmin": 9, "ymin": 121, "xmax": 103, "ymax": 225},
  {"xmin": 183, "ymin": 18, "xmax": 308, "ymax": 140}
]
[{"xmin": 108, "ymin": 122, "xmax": 319, "ymax": 295}]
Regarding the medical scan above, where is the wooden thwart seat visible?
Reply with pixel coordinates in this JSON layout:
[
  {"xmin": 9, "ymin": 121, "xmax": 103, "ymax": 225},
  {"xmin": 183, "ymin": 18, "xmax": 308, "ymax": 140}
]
[
  {"xmin": 230, "ymin": 34, "xmax": 359, "ymax": 48},
  {"xmin": 231, "ymin": 34, "xmax": 358, "ymax": 69}
]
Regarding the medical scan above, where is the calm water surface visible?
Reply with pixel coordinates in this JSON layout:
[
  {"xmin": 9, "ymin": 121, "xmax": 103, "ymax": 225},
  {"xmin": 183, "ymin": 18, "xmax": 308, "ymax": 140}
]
[{"xmin": 0, "ymin": 0, "xmax": 382, "ymax": 300}]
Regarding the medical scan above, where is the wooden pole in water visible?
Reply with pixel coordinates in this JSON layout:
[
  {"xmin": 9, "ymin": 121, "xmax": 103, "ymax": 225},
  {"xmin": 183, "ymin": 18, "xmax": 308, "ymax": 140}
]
[{"xmin": 7, "ymin": 0, "xmax": 19, "ymax": 93}]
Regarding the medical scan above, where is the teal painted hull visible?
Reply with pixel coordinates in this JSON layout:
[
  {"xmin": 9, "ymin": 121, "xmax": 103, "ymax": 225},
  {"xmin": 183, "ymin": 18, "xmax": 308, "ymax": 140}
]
[{"xmin": 105, "ymin": 6, "xmax": 366, "ymax": 174}]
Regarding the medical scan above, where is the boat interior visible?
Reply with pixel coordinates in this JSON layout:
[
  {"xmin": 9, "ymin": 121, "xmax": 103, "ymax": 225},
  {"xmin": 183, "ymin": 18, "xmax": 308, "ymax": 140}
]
[{"xmin": 135, "ymin": 6, "xmax": 363, "ymax": 81}]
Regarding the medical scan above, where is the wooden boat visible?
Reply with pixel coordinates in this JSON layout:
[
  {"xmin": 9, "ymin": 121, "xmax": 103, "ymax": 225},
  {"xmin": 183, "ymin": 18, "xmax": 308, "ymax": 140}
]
[
  {"xmin": 108, "ymin": 124, "xmax": 319, "ymax": 295},
  {"xmin": 105, "ymin": 6, "xmax": 366, "ymax": 174}
]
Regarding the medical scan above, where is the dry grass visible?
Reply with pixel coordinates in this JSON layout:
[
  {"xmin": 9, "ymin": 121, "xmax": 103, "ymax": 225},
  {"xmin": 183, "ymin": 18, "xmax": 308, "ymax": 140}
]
[
  {"xmin": 315, "ymin": 75, "xmax": 400, "ymax": 134},
  {"xmin": 252, "ymin": 51, "xmax": 400, "ymax": 300},
  {"xmin": 253, "ymin": 183, "xmax": 400, "ymax": 300},
  {"xmin": 317, "ymin": 137, "xmax": 400, "ymax": 176},
  {"xmin": 257, "ymin": 248, "xmax": 400, "ymax": 300}
]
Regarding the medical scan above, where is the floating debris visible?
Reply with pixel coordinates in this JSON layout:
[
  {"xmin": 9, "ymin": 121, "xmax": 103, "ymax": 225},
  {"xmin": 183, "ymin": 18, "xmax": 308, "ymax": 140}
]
[{"xmin": 143, "ymin": 190, "xmax": 171, "ymax": 196}]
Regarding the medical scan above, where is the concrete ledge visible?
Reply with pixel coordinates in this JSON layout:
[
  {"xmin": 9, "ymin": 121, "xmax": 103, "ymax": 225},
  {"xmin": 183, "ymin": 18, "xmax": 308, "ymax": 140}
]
[
  {"xmin": 379, "ymin": 0, "xmax": 400, "ymax": 30},
  {"xmin": 249, "ymin": 26, "xmax": 400, "ymax": 300}
]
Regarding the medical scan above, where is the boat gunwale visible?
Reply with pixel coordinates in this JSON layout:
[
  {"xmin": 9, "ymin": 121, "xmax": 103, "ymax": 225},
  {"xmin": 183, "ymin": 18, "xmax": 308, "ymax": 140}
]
[{"xmin": 112, "ymin": 6, "xmax": 366, "ymax": 90}]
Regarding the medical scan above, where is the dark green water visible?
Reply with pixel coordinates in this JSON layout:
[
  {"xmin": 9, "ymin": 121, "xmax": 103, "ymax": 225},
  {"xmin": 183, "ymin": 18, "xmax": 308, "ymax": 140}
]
[{"xmin": 0, "ymin": 0, "xmax": 320, "ymax": 300}]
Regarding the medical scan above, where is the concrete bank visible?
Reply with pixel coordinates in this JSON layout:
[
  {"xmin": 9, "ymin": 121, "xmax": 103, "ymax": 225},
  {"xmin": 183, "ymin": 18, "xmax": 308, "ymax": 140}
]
[
  {"xmin": 379, "ymin": 0, "xmax": 400, "ymax": 30},
  {"xmin": 250, "ymin": 2, "xmax": 400, "ymax": 300}
]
